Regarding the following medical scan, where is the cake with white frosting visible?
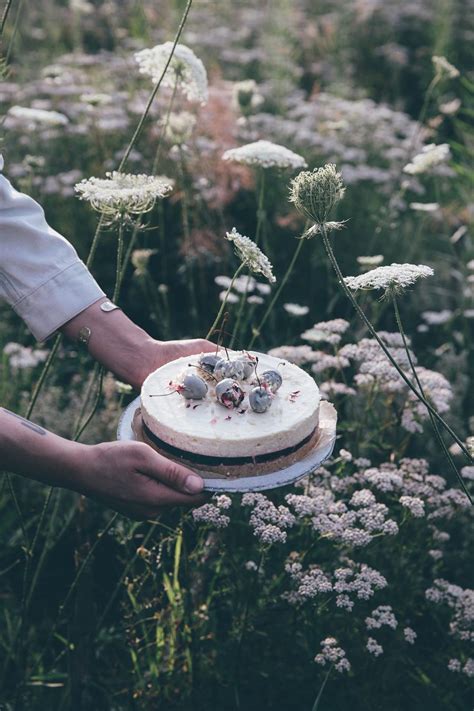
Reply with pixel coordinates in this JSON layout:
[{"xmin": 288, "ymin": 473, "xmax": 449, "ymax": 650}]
[{"xmin": 138, "ymin": 350, "xmax": 320, "ymax": 478}]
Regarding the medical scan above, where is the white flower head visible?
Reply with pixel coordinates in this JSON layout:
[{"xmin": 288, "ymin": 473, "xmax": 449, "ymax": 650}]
[
  {"xmin": 75, "ymin": 171, "xmax": 173, "ymax": 220},
  {"xmin": 283, "ymin": 303, "xmax": 309, "ymax": 317},
  {"xmin": 357, "ymin": 255, "xmax": 384, "ymax": 269},
  {"xmin": 403, "ymin": 143, "xmax": 451, "ymax": 175},
  {"xmin": 223, "ymin": 140, "xmax": 307, "ymax": 170},
  {"xmin": 6, "ymin": 106, "xmax": 69, "ymax": 128},
  {"xmin": 135, "ymin": 42, "xmax": 208, "ymax": 104},
  {"xmin": 232, "ymin": 79, "xmax": 264, "ymax": 115},
  {"xmin": 162, "ymin": 110, "xmax": 196, "ymax": 145},
  {"xmin": 432, "ymin": 55, "xmax": 460, "ymax": 80},
  {"xmin": 225, "ymin": 228, "xmax": 276, "ymax": 283},
  {"xmin": 289, "ymin": 163, "xmax": 345, "ymax": 227},
  {"xmin": 409, "ymin": 202, "xmax": 440, "ymax": 212},
  {"xmin": 344, "ymin": 263, "xmax": 434, "ymax": 294}
]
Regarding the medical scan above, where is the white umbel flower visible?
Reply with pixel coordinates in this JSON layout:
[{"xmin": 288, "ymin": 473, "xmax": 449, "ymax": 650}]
[
  {"xmin": 135, "ymin": 42, "xmax": 208, "ymax": 104},
  {"xmin": 432, "ymin": 55, "xmax": 460, "ymax": 79},
  {"xmin": 75, "ymin": 171, "xmax": 173, "ymax": 219},
  {"xmin": 409, "ymin": 202, "xmax": 440, "ymax": 212},
  {"xmin": 222, "ymin": 140, "xmax": 307, "ymax": 170},
  {"xmin": 283, "ymin": 303, "xmax": 309, "ymax": 317},
  {"xmin": 6, "ymin": 106, "xmax": 69, "ymax": 127},
  {"xmin": 225, "ymin": 227, "xmax": 276, "ymax": 283},
  {"xmin": 344, "ymin": 263, "xmax": 434, "ymax": 293},
  {"xmin": 403, "ymin": 143, "xmax": 451, "ymax": 175},
  {"xmin": 357, "ymin": 255, "xmax": 384, "ymax": 268}
]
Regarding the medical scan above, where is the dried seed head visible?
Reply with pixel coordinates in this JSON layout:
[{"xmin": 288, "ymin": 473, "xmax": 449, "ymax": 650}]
[{"xmin": 289, "ymin": 163, "xmax": 345, "ymax": 225}]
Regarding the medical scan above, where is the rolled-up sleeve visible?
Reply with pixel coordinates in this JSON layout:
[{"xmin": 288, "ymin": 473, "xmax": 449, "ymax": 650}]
[{"xmin": 0, "ymin": 154, "xmax": 105, "ymax": 341}]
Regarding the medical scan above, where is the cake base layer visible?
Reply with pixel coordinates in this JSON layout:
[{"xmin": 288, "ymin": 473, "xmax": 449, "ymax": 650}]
[{"xmin": 132, "ymin": 408, "xmax": 320, "ymax": 478}]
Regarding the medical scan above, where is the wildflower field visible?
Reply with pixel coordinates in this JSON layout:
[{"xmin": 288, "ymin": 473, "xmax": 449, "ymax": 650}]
[{"xmin": 1, "ymin": 1, "xmax": 473, "ymax": 709}]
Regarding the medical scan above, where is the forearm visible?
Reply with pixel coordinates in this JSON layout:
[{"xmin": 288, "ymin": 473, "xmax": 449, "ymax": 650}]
[
  {"xmin": 0, "ymin": 407, "xmax": 87, "ymax": 490},
  {"xmin": 60, "ymin": 297, "xmax": 155, "ymax": 389}
]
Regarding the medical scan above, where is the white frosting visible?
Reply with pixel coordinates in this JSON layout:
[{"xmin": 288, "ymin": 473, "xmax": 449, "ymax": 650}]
[{"xmin": 141, "ymin": 350, "xmax": 320, "ymax": 458}]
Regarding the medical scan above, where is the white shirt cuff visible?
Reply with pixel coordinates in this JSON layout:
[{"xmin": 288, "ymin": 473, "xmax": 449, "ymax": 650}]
[{"xmin": 12, "ymin": 260, "xmax": 105, "ymax": 342}]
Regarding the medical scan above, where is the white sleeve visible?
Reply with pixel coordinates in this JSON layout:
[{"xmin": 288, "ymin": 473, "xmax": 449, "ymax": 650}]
[{"xmin": 0, "ymin": 154, "xmax": 105, "ymax": 341}]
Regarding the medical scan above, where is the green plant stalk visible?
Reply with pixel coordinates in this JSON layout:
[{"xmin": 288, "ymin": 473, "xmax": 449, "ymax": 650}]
[
  {"xmin": 4, "ymin": 0, "xmax": 24, "ymax": 65},
  {"xmin": 113, "ymin": 218, "xmax": 126, "ymax": 302},
  {"xmin": 320, "ymin": 224, "xmax": 473, "ymax": 467},
  {"xmin": 178, "ymin": 145, "xmax": 199, "ymax": 326},
  {"xmin": 152, "ymin": 75, "xmax": 180, "ymax": 175},
  {"xmin": 118, "ymin": 0, "xmax": 193, "ymax": 172},
  {"xmin": 34, "ymin": 513, "xmax": 119, "ymax": 672},
  {"xmin": 231, "ymin": 170, "xmax": 266, "ymax": 347},
  {"xmin": 0, "ymin": 0, "xmax": 14, "ymax": 36},
  {"xmin": 392, "ymin": 293, "xmax": 472, "ymax": 503},
  {"xmin": 206, "ymin": 262, "xmax": 245, "ymax": 340},
  {"xmin": 26, "ymin": 334, "xmax": 62, "ymax": 420},
  {"xmin": 248, "ymin": 237, "xmax": 305, "ymax": 349},
  {"xmin": 312, "ymin": 665, "xmax": 333, "ymax": 711}
]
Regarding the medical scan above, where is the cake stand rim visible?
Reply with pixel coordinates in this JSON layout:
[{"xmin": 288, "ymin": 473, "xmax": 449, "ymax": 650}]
[{"xmin": 117, "ymin": 396, "xmax": 337, "ymax": 493}]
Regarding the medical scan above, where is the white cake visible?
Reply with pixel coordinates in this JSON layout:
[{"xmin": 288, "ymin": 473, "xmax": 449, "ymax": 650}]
[{"xmin": 139, "ymin": 350, "xmax": 320, "ymax": 476}]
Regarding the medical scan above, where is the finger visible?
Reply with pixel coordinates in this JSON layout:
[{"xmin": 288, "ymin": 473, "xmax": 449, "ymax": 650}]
[{"xmin": 138, "ymin": 450, "xmax": 205, "ymax": 495}]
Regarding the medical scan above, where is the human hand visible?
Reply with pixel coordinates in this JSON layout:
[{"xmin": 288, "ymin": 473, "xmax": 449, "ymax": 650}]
[
  {"xmin": 136, "ymin": 337, "xmax": 216, "ymax": 388},
  {"xmin": 77, "ymin": 440, "xmax": 208, "ymax": 519}
]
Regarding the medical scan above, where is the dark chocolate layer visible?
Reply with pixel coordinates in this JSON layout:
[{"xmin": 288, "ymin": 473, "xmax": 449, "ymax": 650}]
[{"xmin": 142, "ymin": 420, "xmax": 317, "ymax": 466}]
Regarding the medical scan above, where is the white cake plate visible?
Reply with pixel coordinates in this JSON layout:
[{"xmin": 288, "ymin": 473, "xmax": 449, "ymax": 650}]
[{"xmin": 117, "ymin": 398, "xmax": 337, "ymax": 493}]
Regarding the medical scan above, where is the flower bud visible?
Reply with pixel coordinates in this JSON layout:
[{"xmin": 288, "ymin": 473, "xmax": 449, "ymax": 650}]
[{"xmin": 289, "ymin": 163, "xmax": 345, "ymax": 225}]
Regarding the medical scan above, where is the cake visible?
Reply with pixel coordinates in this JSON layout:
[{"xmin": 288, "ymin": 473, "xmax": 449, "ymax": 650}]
[{"xmin": 138, "ymin": 350, "xmax": 321, "ymax": 478}]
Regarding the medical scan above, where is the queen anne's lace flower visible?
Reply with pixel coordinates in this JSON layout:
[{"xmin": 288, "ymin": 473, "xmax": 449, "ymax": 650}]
[
  {"xmin": 357, "ymin": 255, "xmax": 384, "ymax": 268},
  {"xmin": 283, "ymin": 303, "xmax": 309, "ymax": 317},
  {"xmin": 6, "ymin": 106, "xmax": 69, "ymax": 127},
  {"xmin": 223, "ymin": 140, "xmax": 306, "ymax": 170},
  {"xmin": 135, "ymin": 42, "xmax": 208, "ymax": 104},
  {"xmin": 289, "ymin": 163, "xmax": 345, "ymax": 226},
  {"xmin": 344, "ymin": 263, "xmax": 433, "ymax": 293},
  {"xmin": 403, "ymin": 143, "xmax": 451, "ymax": 175},
  {"xmin": 225, "ymin": 228, "xmax": 276, "ymax": 283},
  {"xmin": 75, "ymin": 172, "xmax": 173, "ymax": 219}
]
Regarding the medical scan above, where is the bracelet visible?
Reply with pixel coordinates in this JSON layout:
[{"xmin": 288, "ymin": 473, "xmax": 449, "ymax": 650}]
[{"xmin": 77, "ymin": 300, "xmax": 121, "ymax": 349}]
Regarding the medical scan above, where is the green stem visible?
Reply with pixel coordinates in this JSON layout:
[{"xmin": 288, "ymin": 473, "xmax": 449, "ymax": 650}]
[
  {"xmin": 248, "ymin": 237, "xmax": 305, "ymax": 349},
  {"xmin": 73, "ymin": 367, "xmax": 104, "ymax": 442},
  {"xmin": 321, "ymin": 225, "xmax": 473, "ymax": 468},
  {"xmin": 117, "ymin": 0, "xmax": 193, "ymax": 172},
  {"xmin": 113, "ymin": 218, "xmax": 125, "ymax": 303},
  {"xmin": 206, "ymin": 262, "xmax": 245, "ymax": 340},
  {"xmin": 231, "ymin": 172, "xmax": 266, "ymax": 347},
  {"xmin": 4, "ymin": 0, "xmax": 24, "ymax": 65},
  {"xmin": 312, "ymin": 665, "xmax": 333, "ymax": 711},
  {"xmin": 392, "ymin": 294, "xmax": 472, "ymax": 503},
  {"xmin": 0, "ymin": 0, "xmax": 14, "ymax": 36},
  {"xmin": 152, "ymin": 75, "xmax": 180, "ymax": 175},
  {"xmin": 26, "ymin": 333, "xmax": 61, "ymax": 419},
  {"xmin": 34, "ymin": 513, "xmax": 119, "ymax": 671}
]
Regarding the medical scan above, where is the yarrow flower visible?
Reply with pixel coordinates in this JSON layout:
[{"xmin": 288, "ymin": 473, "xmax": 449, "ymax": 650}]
[
  {"xmin": 365, "ymin": 605, "xmax": 398, "ymax": 630},
  {"xmin": 192, "ymin": 495, "xmax": 232, "ymax": 528},
  {"xmin": 432, "ymin": 55, "xmax": 460, "ymax": 80},
  {"xmin": 75, "ymin": 172, "xmax": 173, "ymax": 220},
  {"xmin": 135, "ymin": 42, "xmax": 208, "ymax": 104},
  {"xmin": 314, "ymin": 637, "xmax": 351, "ymax": 673},
  {"xmin": 399, "ymin": 495, "xmax": 425, "ymax": 518},
  {"xmin": 366, "ymin": 637, "xmax": 384, "ymax": 657},
  {"xmin": 222, "ymin": 140, "xmax": 307, "ymax": 170},
  {"xmin": 225, "ymin": 228, "xmax": 276, "ymax": 283},
  {"xmin": 403, "ymin": 627, "xmax": 417, "ymax": 644},
  {"xmin": 403, "ymin": 143, "xmax": 451, "ymax": 175},
  {"xmin": 289, "ymin": 163, "xmax": 346, "ymax": 233},
  {"xmin": 344, "ymin": 263, "xmax": 433, "ymax": 294}
]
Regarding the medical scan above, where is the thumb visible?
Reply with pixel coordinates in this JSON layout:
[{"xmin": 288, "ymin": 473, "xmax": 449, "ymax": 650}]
[{"xmin": 138, "ymin": 450, "xmax": 205, "ymax": 495}]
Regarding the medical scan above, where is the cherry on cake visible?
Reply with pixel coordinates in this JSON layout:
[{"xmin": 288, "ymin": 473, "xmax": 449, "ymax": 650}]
[{"xmin": 138, "ymin": 350, "xmax": 320, "ymax": 478}]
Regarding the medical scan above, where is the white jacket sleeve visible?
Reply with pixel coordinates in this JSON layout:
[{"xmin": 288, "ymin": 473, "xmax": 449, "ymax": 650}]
[{"xmin": 0, "ymin": 154, "xmax": 105, "ymax": 341}]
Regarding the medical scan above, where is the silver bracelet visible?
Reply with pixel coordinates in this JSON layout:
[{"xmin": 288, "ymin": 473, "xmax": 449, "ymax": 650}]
[{"xmin": 77, "ymin": 300, "xmax": 121, "ymax": 349}]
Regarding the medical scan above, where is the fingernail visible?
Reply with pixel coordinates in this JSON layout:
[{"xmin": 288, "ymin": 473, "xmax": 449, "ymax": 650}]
[{"xmin": 184, "ymin": 474, "xmax": 204, "ymax": 494}]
